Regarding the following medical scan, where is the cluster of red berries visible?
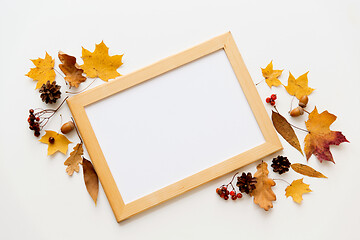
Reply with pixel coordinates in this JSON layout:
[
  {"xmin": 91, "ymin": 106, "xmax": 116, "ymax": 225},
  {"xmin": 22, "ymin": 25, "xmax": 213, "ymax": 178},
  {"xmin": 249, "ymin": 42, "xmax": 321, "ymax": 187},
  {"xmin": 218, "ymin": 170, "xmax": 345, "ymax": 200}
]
[
  {"xmin": 266, "ymin": 94, "xmax": 277, "ymax": 106},
  {"xmin": 216, "ymin": 186, "xmax": 242, "ymax": 201},
  {"xmin": 28, "ymin": 109, "xmax": 41, "ymax": 137}
]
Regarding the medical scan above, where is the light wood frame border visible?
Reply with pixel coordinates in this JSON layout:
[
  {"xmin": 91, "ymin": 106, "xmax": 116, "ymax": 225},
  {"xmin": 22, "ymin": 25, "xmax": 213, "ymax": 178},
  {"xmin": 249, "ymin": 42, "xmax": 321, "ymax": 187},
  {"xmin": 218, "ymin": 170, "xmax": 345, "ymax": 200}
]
[{"xmin": 67, "ymin": 32, "xmax": 282, "ymax": 222}]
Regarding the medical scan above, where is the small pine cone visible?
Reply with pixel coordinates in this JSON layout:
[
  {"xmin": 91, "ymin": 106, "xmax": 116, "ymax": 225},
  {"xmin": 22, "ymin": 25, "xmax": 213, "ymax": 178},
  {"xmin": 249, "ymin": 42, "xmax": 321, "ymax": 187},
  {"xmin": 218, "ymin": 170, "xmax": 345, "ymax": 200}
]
[
  {"xmin": 39, "ymin": 81, "xmax": 61, "ymax": 104},
  {"xmin": 236, "ymin": 172, "xmax": 257, "ymax": 194},
  {"xmin": 271, "ymin": 155, "xmax": 291, "ymax": 174}
]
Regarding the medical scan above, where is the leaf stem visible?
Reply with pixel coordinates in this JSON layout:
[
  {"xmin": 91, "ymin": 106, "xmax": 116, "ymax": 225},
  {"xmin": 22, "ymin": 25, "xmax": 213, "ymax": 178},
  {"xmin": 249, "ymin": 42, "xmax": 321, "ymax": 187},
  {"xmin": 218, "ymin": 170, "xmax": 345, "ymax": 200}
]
[
  {"xmin": 71, "ymin": 117, "xmax": 83, "ymax": 144},
  {"xmin": 273, "ymin": 178, "xmax": 291, "ymax": 186},
  {"xmin": 255, "ymin": 79, "xmax": 264, "ymax": 86},
  {"xmin": 66, "ymin": 79, "xmax": 96, "ymax": 94}
]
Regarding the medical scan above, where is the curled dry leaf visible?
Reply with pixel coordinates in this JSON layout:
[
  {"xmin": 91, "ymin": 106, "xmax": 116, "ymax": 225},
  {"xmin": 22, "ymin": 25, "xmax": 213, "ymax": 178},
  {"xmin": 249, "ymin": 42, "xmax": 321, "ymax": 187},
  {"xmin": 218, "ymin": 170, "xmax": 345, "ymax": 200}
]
[
  {"xmin": 284, "ymin": 72, "xmax": 314, "ymax": 99},
  {"xmin": 64, "ymin": 143, "xmax": 83, "ymax": 176},
  {"xmin": 272, "ymin": 111, "xmax": 303, "ymax": 155},
  {"xmin": 291, "ymin": 163, "xmax": 327, "ymax": 178},
  {"xmin": 81, "ymin": 41, "xmax": 123, "ymax": 81},
  {"xmin": 58, "ymin": 51, "xmax": 87, "ymax": 88},
  {"xmin": 285, "ymin": 178, "xmax": 311, "ymax": 204},
  {"xmin": 261, "ymin": 61, "xmax": 283, "ymax": 88},
  {"xmin": 250, "ymin": 162, "xmax": 276, "ymax": 211},
  {"xmin": 304, "ymin": 107, "xmax": 349, "ymax": 163},
  {"xmin": 83, "ymin": 158, "xmax": 99, "ymax": 204},
  {"xmin": 26, "ymin": 52, "xmax": 56, "ymax": 89},
  {"xmin": 39, "ymin": 130, "xmax": 71, "ymax": 155}
]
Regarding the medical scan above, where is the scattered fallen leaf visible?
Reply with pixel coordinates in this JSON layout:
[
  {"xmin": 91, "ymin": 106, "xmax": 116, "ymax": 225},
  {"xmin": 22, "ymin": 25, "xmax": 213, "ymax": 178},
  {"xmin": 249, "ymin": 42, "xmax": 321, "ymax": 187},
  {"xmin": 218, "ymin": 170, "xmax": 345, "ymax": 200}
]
[
  {"xmin": 261, "ymin": 61, "xmax": 283, "ymax": 88},
  {"xmin": 39, "ymin": 130, "xmax": 71, "ymax": 155},
  {"xmin": 58, "ymin": 51, "xmax": 86, "ymax": 88},
  {"xmin": 285, "ymin": 178, "xmax": 311, "ymax": 204},
  {"xmin": 81, "ymin": 41, "xmax": 123, "ymax": 81},
  {"xmin": 83, "ymin": 158, "xmax": 99, "ymax": 204},
  {"xmin": 272, "ymin": 111, "xmax": 303, "ymax": 155},
  {"xmin": 64, "ymin": 143, "xmax": 84, "ymax": 176},
  {"xmin": 304, "ymin": 107, "xmax": 349, "ymax": 163},
  {"xmin": 250, "ymin": 162, "xmax": 276, "ymax": 211},
  {"xmin": 284, "ymin": 72, "xmax": 314, "ymax": 99},
  {"xmin": 291, "ymin": 163, "xmax": 327, "ymax": 178},
  {"xmin": 26, "ymin": 52, "xmax": 56, "ymax": 89}
]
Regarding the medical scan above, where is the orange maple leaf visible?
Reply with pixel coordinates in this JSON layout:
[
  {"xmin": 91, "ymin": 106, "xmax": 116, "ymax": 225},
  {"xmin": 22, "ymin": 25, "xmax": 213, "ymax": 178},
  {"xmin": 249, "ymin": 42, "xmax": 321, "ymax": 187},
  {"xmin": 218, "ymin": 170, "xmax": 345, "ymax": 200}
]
[{"xmin": 304, "ymin": 107, "xmax": 349, "ymax": 163}]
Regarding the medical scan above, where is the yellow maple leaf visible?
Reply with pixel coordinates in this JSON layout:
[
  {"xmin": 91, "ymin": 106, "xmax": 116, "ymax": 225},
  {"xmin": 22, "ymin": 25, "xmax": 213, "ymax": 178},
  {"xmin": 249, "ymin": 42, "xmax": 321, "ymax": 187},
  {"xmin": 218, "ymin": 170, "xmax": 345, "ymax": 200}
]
[
  {"xmin": 26, "ymin": 52, "xmax": 56, "ymax": 89},
  {"xmin": 284, "ymin": 71, "xmax": 314, "ymax": 99},
  {"xmin": 261, "ymin": 61, "xmax": 283, "ymax": 88},
  {"xmin": 285, "ymin": 178, "xmax": 311, "ymax": 204},
  {"xmin": 304, "ymin": 107, "xmax": 349, "ymax": 163},
  {"xmin": 39, "ymin": 130, "xmax": 71, "ymax": 155},
  {"xmin": 80, "ymin": 41, "xmax": 123, "ymax": 81},
  {"xmin": 64, "ymin": 143, "xmax": 83, "ymax": 176},
  {"xmin": 250, "ymin": 161, "xmax": 276, "ymax": 211}
]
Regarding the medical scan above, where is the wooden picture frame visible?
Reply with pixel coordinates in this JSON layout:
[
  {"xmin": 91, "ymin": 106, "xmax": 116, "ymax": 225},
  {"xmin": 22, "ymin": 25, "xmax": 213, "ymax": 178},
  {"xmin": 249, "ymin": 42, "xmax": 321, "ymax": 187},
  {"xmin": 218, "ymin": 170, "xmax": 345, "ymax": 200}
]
[{"xmin": 67, "ymin": 32, "xmax": 282, "ymax": 222}]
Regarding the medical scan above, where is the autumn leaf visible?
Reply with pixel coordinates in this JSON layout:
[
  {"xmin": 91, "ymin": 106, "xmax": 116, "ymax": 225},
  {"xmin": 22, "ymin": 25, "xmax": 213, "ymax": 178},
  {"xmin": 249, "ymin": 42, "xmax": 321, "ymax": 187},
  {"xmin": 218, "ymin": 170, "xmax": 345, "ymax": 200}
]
[
  {"xmin": 272, "ymin": 111, "xmax": 303, "ymax": 155},
  {"xmin": 39, "ymin": 130, "xmax": 71, "ymax": 155},
  {"xmin": 304, "ymin": 107, "xmax": 349, "ymax": 163},
  {"xmin": 285, "ymin": 178, "xmax": 311, "ymax": 204},
  {"xmin": 81, "ymin": 41, "xmax": 123, "ymax": 81},
  {"xmin": 250, "ymin": 162, "xmax": 276, "ymax": 211},
  {"xmin": 291, "ymin": 163, "xmax": 327, "ymax": 178},
  {"xmin": 26, "ymin": 52, "xmax": 56, "ymax": 89},
  {"xmin": 83, "ymin": 158, "xmax": 99, "ymax": 204},
  {"xmin": 64, "ymin": 143, "xmax": 84, "ymax": 176},
  {"xmin": 58, "ymin": 51, "xmax": 86, "ymax": 88},
  {"xmin": 261, "ymin": 61, "xmax": 283, "ymax": 88},
  {"xmin": 284, "ymin": 72, "xmax": 314, "ymax": 99}
]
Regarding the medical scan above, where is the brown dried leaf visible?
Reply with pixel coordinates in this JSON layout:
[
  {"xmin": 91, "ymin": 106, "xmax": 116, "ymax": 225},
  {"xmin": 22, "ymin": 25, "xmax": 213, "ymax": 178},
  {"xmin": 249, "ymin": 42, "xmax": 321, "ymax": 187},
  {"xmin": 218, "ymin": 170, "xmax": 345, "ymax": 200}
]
[
  {"xmin": 64, "ymin": 143, "xmax": 83, "ymax": 176},
  {"xmin": 58, "ymin": 51, "xmax": 87, "ymax": 88},
  {"xmin": 250, "ymin": 162, "xmax": 276, "ymax": 211},
  {"xmin": 291, "ymin": 163, "xmax": 327, "ymax": 178},
  {"xmin": 272, "ymin": 111, "xmax": 303, "ymax": 155},
  {"xmin": 83, "ymin": 158, "xmax": 99, "ymax": 204}
]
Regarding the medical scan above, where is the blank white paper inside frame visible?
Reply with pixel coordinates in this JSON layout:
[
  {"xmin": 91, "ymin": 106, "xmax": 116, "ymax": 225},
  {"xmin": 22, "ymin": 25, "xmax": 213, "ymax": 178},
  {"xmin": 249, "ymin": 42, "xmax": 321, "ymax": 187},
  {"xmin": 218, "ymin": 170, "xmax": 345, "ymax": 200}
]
[{"xmin": 85, "ymin": 50, "xmax": 265, "ymax": 204}]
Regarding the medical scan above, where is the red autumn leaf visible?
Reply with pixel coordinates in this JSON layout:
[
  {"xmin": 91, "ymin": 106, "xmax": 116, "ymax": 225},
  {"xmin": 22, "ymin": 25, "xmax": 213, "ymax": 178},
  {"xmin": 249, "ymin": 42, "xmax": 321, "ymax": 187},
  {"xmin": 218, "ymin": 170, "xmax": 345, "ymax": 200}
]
[{"xmin": 304, "ymin": 107, "xmax": 349, "ymax": 163}]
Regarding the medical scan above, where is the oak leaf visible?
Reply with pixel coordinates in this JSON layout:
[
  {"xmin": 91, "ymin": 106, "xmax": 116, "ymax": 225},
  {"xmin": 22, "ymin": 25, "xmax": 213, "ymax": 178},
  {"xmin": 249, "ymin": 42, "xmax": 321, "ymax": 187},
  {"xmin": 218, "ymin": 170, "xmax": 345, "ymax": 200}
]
[
  {"xmin": 304, "ymin": 107, "xmax": 349, "ymax": 163},
  {"xmin": 26, "ymin": 52, "xmax": 56, "ymax": 89},
  {"xmin": 64, "ymin": 143, "xmax": 84, "ymax": 176},
  {"xmin": 83, "ymin": 158, "xmax": 99, "ymax": 204},
  {"xmin": 81, "ymin": 41, "xmax": 123, "ymax": 81},
  {"xmin": 285, "ymin": 178, "xmax": 311, "ymax": 204},
  {"xmin": 284, "ymin": 72, "xmax": 314, "ymax": 99},
  {"xmin": 250, "ymin": 162, "xmax": 276, "ymax": 211},
  {"xmin": 58, "ymin": 52, "xmax": 87, "ymax": 88},
  {"xmin": 261, "ymin": 61, "xmax": 283, "ymax": 87},
  {"xmin": 272, "ymin": 111, "xmax": 303, "ymax": 155},
  {"xmin": 291, "ymin": 163, "xmax": 327, "ymax": 178},
  {"xmin": 39, "ymin": 131, "xmax": 71, "ymax": 155}
]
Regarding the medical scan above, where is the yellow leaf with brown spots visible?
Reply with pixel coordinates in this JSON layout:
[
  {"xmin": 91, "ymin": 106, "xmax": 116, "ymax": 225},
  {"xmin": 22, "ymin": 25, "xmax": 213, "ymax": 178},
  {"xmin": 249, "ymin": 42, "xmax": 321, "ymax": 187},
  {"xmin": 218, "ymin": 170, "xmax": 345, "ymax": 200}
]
[
  {"xmin": 261, "ymin": 61, "xmax": 283, "ymax": 88},
  {"xmin": 285, "ymin": 178, "xmax": 311, "ymax": 204},
  {"xmin": 26, "ymin": 52, "xmax": 56, "ymax": 89},
  {"xmin": 284, "ymin": 71, "xmax": 314, "ymax": 99}
]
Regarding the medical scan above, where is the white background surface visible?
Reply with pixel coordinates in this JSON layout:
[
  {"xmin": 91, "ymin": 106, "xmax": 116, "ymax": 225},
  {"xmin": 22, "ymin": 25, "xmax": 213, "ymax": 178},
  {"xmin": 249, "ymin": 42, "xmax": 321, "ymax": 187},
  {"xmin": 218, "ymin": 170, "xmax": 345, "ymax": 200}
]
[
  {"xmin": 86, "ymin": 50, "xmax": 264, "ymax": 204},
  {"xmin": 0, "ymin": 0, "xmax": 359, "ymax": 239}
]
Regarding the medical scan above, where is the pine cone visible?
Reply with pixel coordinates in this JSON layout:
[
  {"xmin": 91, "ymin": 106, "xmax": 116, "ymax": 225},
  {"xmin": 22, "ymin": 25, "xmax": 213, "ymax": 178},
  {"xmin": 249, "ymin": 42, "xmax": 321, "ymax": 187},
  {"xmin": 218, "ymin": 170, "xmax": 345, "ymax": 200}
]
[
  {"xmin": 39, "ymin": 81, "xmax": 61, "ymax": 104},
  {"xmin": 271, "ymin": 155, "xmax": 291, "ymax": 174},
  {"xmin": 236, "ymin": 172, "xmax": 257, "ymax": 194}
]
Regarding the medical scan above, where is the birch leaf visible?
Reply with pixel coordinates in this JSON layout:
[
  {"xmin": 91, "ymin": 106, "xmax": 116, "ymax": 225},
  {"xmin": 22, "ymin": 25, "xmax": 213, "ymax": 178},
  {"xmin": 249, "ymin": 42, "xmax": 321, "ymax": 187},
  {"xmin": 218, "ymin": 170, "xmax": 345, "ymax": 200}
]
[
  {"xmin": 250, "ymin": 162, "xmax": 276, "ymax": 211},
  {"xmin": 291, "ymin": 163, "xmax": 327, "ymax": 178},
  {"xmin": 285, "ymin": 178, "xmax": 311, "ymax": 204},
  {"xmin": 272, "ymin": 111, "xmax": 303, "ymax": 155},
  {"xmin": 83, "ymin": 158, "xmax": 99, "ymax": 204}
]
